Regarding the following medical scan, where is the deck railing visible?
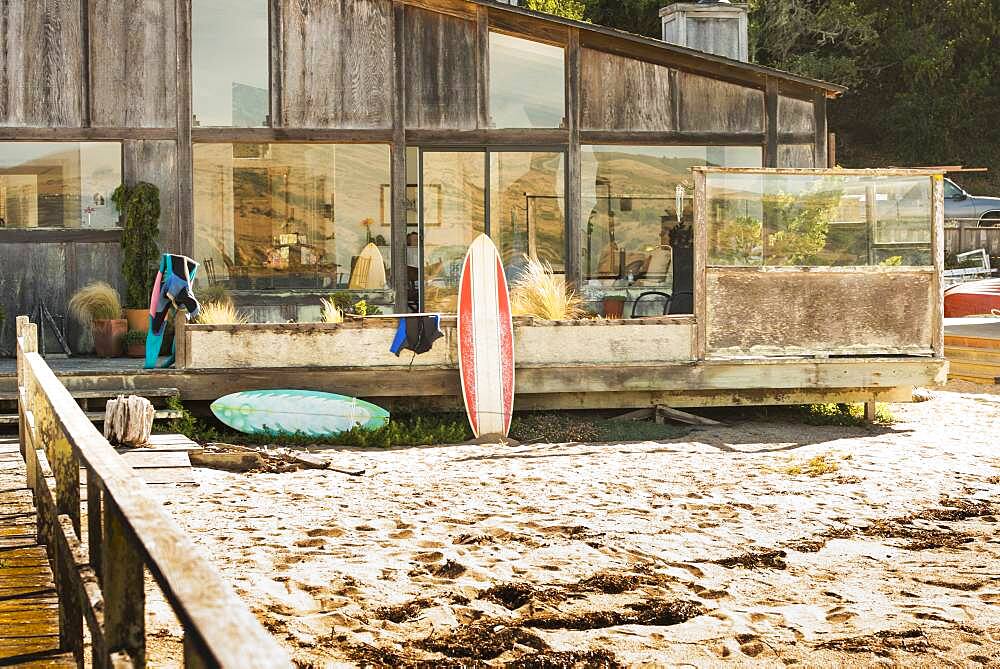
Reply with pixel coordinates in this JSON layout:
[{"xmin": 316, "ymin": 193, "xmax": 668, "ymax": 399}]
[{"xmin": 15, "ymin": 316, "xmax": 291, "ymax": 668}]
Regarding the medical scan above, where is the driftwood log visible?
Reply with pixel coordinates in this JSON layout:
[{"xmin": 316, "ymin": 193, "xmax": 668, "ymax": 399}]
[{"xmin": 103, "ymin": 395, "xmax": 155, "ymax": 446}]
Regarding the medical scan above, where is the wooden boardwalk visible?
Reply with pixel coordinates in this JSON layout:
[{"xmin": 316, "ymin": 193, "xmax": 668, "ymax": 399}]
[{"xmin": 0, "ymin": 439, "xmax": 75, "ymax": 668}]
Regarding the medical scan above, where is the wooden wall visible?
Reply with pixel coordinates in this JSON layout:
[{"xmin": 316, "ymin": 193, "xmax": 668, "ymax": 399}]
[
  {"xmin": 580, "ymin": 49, "xmax": 674, "ymax": 132},
  {"xmin": 277, "ymin": 0, "xmax": 394, "ymax": 128},
  {"xmin": 776, "ymin": 93, "xmax": 818, "ymax": 167},
  {"xmin": 0, "ymin": 0, "xmax": 84, "ymax": 126},
  {"xmin": 705, "ymin": 268, "xmax": 935, "ymax": 357},
  {"xmin": 89, "ymin": 0, "xmax": 177, "ymax": 127},
  {"xmin": 403, "ymin": 6, "xmax": 478, "ymax": 129},
  {"xmin": 676, "ymin": 71, "xmax": 765, "ymax": 134}
]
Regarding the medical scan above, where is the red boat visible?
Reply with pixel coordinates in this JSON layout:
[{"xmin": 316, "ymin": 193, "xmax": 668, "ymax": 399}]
[{"xmin": 944, "ymin": 278, "xmax": 1000, "ymax": 317}]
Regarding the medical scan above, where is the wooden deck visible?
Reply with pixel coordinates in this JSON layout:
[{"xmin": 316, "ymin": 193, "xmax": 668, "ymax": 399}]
[{"xmin": 0, "ymin": 439, "xmax": 75, "ymax": 668}]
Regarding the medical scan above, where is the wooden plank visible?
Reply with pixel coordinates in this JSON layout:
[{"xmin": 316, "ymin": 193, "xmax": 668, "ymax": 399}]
[
  {"xmin": 693, "ymin": 169, "xmax": 708, "ymax": 360},
  {"xmin": 678, "ymin": 70, "xmax": 764, "ymax": 134},
  {"xmin": 0, "ymin": 245, "xmax": 66, "ymax": 356},
  {"xmin": 405, "ymin": 128, "xmax": 567, "ymax": 145},
  {"xmin": 391, "ymin": 1, "xmax": 408, "ymax": 314},
  {"xmin": 813, "ymin": 91, "xmax": 827, "ymax": 168},
  {"xmin": 764, "ymin": 77, "xmax": 778, "ymax": 167},
  {"xmin": 123, "ymin": 140, "xmax": 180, "ymax": 255},
  {"xmin": 101, "ymin": 502, "xmax": 144, "ymax": 667},
  {"xmin": 191, "ymin": 127, "xmax": 395, "ymax": 143},
  {"xmin": 403, "ymin": 6, "xmax": 478, "ymax": 129},
  {"xmin": 117, "ymin": 450, "xmax": 191, "ymax": 469},
  {"xmin": 0, "ymin": 127, "xmax": 175, "ymax": 140},
  {"xmin": 705, "ymin": 268, "xmax": 935, "ymax": 357},
  {"xmin": 655, "ymin": 405, "xmax": 722, "ymax": 426},
  {"xmin": 89, "ymin": 0, "xmax": 177, "ymax": 127},
  {"xmin": 931, "ymin": 175, "xmax": 945, "ymax": 357},
  {"xmin": 777, "ymin": 144, "xmax": 815, "ymax": 168},
  {"xmin": 580, "ymin": 130, "xmax": 765, "ymax": 145},
  {"xmin": 580, "ymin": 48, "xmax": 674, "ymax": 132},
  {"xmin": 565, "ymin": 28, "xmax": 581, "ymax": 290},
  {"xmin": 175, "ymin": 0, "xmax": 193, "ymax": 256},
  {"xmin": 0, "ymin": 0, "xmax": 84, "ymax": 126},
  {"xmin": 278, "ymin": 0, "xmax": 393, "ymax": 129},
  {"xmin": 777, "ymin": 94, "xmax": 814, "ymax": 134}
]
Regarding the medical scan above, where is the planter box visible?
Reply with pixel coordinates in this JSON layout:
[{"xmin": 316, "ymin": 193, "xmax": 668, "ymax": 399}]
[{"xmin": 174, "ymin": 316, "xmax": 697, "ymax": 370}]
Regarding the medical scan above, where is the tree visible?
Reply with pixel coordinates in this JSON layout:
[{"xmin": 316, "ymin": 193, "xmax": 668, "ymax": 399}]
[
  {"xmin": 583, "ymin": 0, "xmax": 661, "ymax": 38},
  {"xmin": 523, "ymin": 0, "xmax": 586, "ymax": 21}
]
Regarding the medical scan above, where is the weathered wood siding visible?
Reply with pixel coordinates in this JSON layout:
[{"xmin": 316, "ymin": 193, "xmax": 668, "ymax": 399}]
[
  {"xmin": 777, "ymin": 144, "xmax": 815, "ymax": 168},
  {"xmin": 177, "ymin": 319, "xmax": 695, "ymax": 369},
  {"xmin": 278, "ymin": 0, "xmax": 394, "ymax": 128},
  {"xmin": 123, "ymin": 140, "xmax": 179, "ymax": 251},
  {"xmin": 677, "ymin": 71, "xmax": 764, "ymax": 134},
  {"xmin": 0, "ymin": 244, "xmax": 66, "ymax": 352},
  {"xmin": 579, "ymin": 49, "xmax": 674, "ymax": 132},
  {"xmin": 0, "ymin": 0, "xmax": 84, "ymax": 126},
  {"xmin": 705, "ymin": 267, "xmax": 935, "ymax": 357},
  {"xmin": 89, "ymin": 0, "xmax": 177, "ymax": 127},
  {"xmin": 777, "ymin": 95, "xmax": 814, "ymax": 134},
  {"xmin": 404, "ymin": 6, "xmax": 478, "ymax": 129}
]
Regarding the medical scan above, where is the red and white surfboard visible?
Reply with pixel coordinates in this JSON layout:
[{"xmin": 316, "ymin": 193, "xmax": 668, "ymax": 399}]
[{"xmin": 457, "ymin": 234, "xmax": 515, "ymax": 439}]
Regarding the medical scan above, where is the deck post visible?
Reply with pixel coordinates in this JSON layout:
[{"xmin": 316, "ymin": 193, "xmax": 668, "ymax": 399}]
[
  {"xmin": 56, "ymin": 515, "xmax": 84, "ymax": 665},
  {"xmin": 15, "ymin": 316, "xmax": 37, "ymax": 459},
  {"xmin": 88, "ymin": 476, "xmax": 104, "ymax": 584},
  {"xmin": 864, "ymin": 400, "xmax": 877, "ymax": 424},
  {"xmin": 102, "ymin": 501, "xmax": 146, "ymax": 667}
]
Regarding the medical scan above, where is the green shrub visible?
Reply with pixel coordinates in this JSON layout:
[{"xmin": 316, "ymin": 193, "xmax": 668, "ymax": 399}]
[{"xmin": 114, "ymin": 182, "xmax": 160, "ymax": 309}]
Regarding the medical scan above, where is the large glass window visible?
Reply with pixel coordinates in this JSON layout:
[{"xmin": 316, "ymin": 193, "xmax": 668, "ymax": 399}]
[
  {"xmin": 0, "ymin": 142, "xmax": 121, "ymax": 229},
  {"xmin": 706, "ymin": 172, "xmax": 932, "ymax": 267},
  {"xmin": 489, "ymin": 32, "xmax": 565, "ymax": 129},
  {"xmin": 420, "ymin": 151, "xmax": 486, "ymax": 312},
  {"xmin": 193, "ymin": 144, "xmax": 392, "ymax": 300},
  {"xmin": 192, "ymin": 0, "xmax": 269, "ymax": 127},
  {"xmin": 581, "ymin": 145, "xmax": 761, "ymax": 314},
  {"xmin": 490, "ymin": 151, "xmax": 566, "ymax": 274}
]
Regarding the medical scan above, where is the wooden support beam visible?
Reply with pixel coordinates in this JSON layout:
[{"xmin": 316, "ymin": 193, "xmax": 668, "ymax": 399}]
[
  {"xmin": 765, "ymin": 77, "xmax": 778, "ymax": 167},
  {"xmin": 813, "ymin": 91, "xmax": 827, "ymax": 168},
  {"xmin": 931, "ymin": 174, "xmax": 945, "ymax": 357},
  {"xmin": 102, "ymin": 502, "xmax": 145, "ymax": 668},
  {"xmin": 392, "ymin": 1, "xmax": 409, "ymax": 313},
  {"xmin": 565, "ymin": 28, "xmax": 582, "ymax": 289},
  {"xmin": 655, "ymin": 405, "xmax": 722, "ymax": 426},
  {"xmin": 175, "ymin": 0, "xmax": 194, "ymax": 256},
  {"xmin": 864, "ymin": 401, "xmax": 877, "ymax": 424},
  {"xmin": 610, "ymin": 408, "xmax": 653, "ymax": 422},
  {"xmin": 55, "ymin": 516, "xmax": 84, "ymax": 665}
]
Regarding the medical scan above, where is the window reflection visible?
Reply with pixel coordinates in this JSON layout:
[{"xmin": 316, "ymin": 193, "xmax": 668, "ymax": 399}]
[
  {"xmin": 421, "ymin": 151, "xmax": 485, "ymax": 312},
  {"xmin": 193, "ymin": 144, "xmax": 392, "ymax": 301},
  {"xmin": 581, "ymin": 145, "xmax": 761, "ymax": 314},
  {"xmin": 0, "ymin": 142, "xmax": 121, "ymax": 229},
  {"xmin": 490, "ymin": 151, "xmax": 566, "ymax": 277},
  {"xmin": 192, "ymin": 0, "xmax": 269, "ymax": 127},
  {"xmin": 707, "ymin": 173, "xmax": 932, "ymax": 267},
  {"xmin": 489, "ymin": 32, "xmax": 565, "ymax": 129}
]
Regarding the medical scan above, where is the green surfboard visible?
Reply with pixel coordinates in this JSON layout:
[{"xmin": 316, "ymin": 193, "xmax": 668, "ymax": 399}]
[{"xmin": 210, "ymin": 390, "xmax": 390, "ymax": 437}]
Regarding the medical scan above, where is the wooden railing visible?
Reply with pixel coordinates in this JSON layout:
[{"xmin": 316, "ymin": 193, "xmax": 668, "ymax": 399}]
[{"xmin": 14, "ymin": 316, "xmax": 292, "ymax": 669}]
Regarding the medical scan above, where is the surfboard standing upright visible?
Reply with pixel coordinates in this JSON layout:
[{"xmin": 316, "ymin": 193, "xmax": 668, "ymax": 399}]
[{"xmin": 457, "ymin": 234, "xmax": 515, "ymax": 438}]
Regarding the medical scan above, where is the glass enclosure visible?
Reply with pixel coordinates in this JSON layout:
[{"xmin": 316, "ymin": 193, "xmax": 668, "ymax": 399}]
[
  {"xmin": 192, "ymin": 0, "xmax": 269, "ymax": 127},
  {"xmin": 0, "ymin": 142, "xmax": 121, "ymax": 229},
  {"xmin": 193, "ymin": 143, "xmax": 392, "ymax": 301},
  {"xmin": 581, "ymin": 145, "xmax": 761, "ymax": 314},
  {"xmin": 489, "ymin": 32, "xmax": 566, "ymax": 129},
  {"xmin": 706, "ymin": 172, "xmax": 933, "ymax": 267}
]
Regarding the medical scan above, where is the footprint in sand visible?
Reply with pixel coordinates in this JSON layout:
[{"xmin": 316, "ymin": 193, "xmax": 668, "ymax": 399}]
[
  {"xmin": 294, "ymin": 538, "xmax": 325, "ymax": 548},
  {"xmin": 978, "ymin": 592, "xmax": 1000, "ymax": 603},
  {"xmin": 306, "ymin": 527, "xmax": 344, "ymax": 538},
  {"xmin": 825, "ymin": 607, "xmax": 857, "ymax": 624}
]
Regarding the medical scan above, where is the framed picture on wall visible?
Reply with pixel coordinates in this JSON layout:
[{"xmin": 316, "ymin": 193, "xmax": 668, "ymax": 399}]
[{"xmin": 380, "ymin": 184, "xmax": 442, "ymax": 228}]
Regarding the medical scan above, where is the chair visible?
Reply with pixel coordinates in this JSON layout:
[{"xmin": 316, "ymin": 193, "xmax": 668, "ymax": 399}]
[{"xmin": 631, "ymin": 291, "xmax": 671, "ymax": 318}]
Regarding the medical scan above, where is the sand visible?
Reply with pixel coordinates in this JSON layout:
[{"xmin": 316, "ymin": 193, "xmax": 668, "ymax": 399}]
[{"xmin": 145, "ymin": 382, "xmax": 1000, "ymax": 667}]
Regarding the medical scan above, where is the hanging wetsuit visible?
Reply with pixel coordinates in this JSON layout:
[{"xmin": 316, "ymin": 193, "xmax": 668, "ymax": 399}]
[
  {"xmin": 145, "ymin": 254, "xmax": 201, "ymax": 369},
  {"xmin": 390, "ymin": 315, "xmax": 444, "ymax": 357}
]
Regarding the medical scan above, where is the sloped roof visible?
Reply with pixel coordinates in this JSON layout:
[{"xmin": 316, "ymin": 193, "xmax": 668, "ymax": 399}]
[{"xmin": 478, "ymin": 0, "xmax": 846, "ymax": 96}]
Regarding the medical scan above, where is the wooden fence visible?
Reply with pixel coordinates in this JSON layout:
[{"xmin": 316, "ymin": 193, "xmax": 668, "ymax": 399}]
[
  {"xmin": 945, "ymin": 222, "xmax": 1000, "ymax": 258},
  {"xmin": 15, "ymin": 316, "xmax": 291, "ymax": 668}
]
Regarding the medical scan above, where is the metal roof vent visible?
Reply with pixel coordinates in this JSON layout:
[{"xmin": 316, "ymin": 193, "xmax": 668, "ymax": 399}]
[{"xmin": 659, "ymin": 1, "xmax": 749, "ymax": 62}]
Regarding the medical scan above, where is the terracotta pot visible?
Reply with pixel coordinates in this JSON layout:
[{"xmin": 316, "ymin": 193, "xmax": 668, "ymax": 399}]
[
  {"xmin": 124, "ymin": 308, "xmax": 149, "ymax": 334},
  {"xmin": 93, "ymin": 319, "xmax": 127, "ymax": 357},
  {"xmin": 603, "ymin": 297, "xmax": 626, "ymax": 319},
  {"xmin": 126, "ymin": 340, "xmax": 146, "ymax": 358}
]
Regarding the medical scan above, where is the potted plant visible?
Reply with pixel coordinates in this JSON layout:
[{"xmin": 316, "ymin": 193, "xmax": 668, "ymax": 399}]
[
  {"xmin": 113, "ymin": 182, "xmax": 160, "ymax": 334},
  {"xmin": 123, "ymin": 329, "xmax": 146, "ymax": 358},
  {"xmin": 69, "ymin": 282, "xmax": 126, "ymax": 357},
  {"xmin": 602, "ymin": 294, "xmax": 627, "ymax": 319}
]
